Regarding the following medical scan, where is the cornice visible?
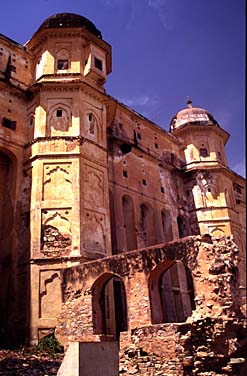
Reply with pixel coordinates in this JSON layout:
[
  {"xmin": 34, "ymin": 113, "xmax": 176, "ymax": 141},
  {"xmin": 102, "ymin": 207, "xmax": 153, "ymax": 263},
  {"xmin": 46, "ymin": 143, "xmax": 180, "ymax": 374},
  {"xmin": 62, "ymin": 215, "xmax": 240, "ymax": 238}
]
[
  {"xmin": 0, "ymin": 78, "xmax": 28, "ymax": 98},
  {"xmin": 24, "ymin": 135, "xmax": 107, "ymax": 152},
  {"xmin": 184, "ymin": 162, "xmax": 246, "ymax": 182},
  {"xmin": 173, "ymin": 123, "xmax": 229, "ymax": 144},
  {"xmin": 30, "ymin": 79, "xmax": 108, "ymax": 104}
]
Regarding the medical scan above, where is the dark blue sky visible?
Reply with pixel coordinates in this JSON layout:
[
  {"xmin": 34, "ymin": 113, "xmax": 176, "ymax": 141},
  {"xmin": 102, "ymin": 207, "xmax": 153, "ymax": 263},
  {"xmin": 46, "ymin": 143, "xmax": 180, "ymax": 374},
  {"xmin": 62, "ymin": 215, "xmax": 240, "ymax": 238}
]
[{"xmin": 1, "ymin": 0, "xmax": 245, "ymax": 176}]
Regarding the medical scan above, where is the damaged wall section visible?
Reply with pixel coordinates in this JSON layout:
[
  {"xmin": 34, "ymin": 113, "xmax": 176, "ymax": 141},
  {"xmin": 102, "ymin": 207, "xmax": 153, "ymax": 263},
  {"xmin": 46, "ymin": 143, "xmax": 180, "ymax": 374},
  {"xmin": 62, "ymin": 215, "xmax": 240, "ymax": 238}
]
[{"xmin": 55, "ymin": 236, "xmax": 246, "ymax": 375}]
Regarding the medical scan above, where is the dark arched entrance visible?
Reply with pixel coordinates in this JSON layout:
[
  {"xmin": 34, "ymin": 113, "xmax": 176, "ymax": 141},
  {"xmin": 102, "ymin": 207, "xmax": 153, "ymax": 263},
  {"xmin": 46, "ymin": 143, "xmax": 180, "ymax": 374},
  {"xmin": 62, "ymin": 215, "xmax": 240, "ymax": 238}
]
[
  {"xmin": 149, "ymin": 261, "xmax": 195, "ymax": 324},
  {"xmin": 92, "ymin": 274, "xmax": 128, "ymax": 340}
]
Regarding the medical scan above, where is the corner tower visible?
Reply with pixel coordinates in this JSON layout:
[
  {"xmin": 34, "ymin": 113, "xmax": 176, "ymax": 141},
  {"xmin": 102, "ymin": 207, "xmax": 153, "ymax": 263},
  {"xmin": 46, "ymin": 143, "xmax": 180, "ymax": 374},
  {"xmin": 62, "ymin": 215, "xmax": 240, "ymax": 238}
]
[
  {"xmin": 24, "ymin": 13, "xmax": 112, "ymax": 344},
  {"xmin": 170, "ymin": 99, "xmax": 246, "ymax": 302}
]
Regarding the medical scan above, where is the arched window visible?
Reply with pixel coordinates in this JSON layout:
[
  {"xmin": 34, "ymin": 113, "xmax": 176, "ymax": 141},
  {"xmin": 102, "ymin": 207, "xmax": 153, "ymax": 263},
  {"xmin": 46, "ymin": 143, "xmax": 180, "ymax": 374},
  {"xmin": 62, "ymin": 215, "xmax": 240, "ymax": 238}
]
[
  {"xmin": 47, "ymin": 104, "xmax": 71, "ymax": 135},
  {"xmin": 177, "ymin": 215, "xmax": 189, "ymax": 238},
  {"xmin": 56, "ymin": 49, "xmax": 70, "ymax": 71},
  {"xmin": 122, "ymin": 195, "xmax": 137, "ymax": 251},
  {"xmin": 140, "ymin": 203, "xmax": 157, "ymax": 246},
  {"xmin": 86, "ymin": 112, "xmax": 100, "ymax": 142},
  {"xmin": 161, "ymin": 209, "xmax": 173, "ymax": 242},
  {"xmin": 149, "ymin": 261, "xmax": 195, "ymax": 324},
  {"xmin": 0, "ymin": 151, "xmax": 15, "ymax": 240},
  {"xmin": 92, "ymin": 273, "xmax": 127, "ymax": 340}
]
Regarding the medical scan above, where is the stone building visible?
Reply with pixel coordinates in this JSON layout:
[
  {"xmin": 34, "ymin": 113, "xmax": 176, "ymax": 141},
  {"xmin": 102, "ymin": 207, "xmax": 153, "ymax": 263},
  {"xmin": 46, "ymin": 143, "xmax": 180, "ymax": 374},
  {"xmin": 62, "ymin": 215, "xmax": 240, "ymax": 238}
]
[{"xmin": 0, "ymin": 13, "xmax": 246, "ymax": 371}]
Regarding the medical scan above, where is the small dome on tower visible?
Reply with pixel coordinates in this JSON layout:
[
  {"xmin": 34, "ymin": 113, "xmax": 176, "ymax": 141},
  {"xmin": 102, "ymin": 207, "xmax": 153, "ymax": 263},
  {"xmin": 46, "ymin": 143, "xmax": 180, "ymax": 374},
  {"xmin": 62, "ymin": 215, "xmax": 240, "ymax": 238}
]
[
  {"xmin": 34, "ymin": 13, "xmax": 102, "ymax": 39},
  {"xmin": 170, "ymin": 98, "xmax": 219, "ymax": 132}
]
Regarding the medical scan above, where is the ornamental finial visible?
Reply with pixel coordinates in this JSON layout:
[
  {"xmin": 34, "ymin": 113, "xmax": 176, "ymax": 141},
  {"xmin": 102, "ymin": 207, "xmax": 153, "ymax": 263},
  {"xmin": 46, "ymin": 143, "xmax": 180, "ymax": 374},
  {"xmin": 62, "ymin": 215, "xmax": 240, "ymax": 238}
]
[{"xmin": 186, "ymin": 96, "xmax": 192, "ymax": 108}]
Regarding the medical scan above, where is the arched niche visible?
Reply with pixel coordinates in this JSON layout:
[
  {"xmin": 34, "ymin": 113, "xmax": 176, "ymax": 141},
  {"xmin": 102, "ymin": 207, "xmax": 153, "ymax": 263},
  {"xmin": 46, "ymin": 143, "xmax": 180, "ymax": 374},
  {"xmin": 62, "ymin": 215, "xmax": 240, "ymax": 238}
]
[
  {"xmin": 109, "ymin": 190, "xmax": 117, "ymax": 255},
  {"xmin": 140, "ymin": 202, "xmax": 157, "ymax": 247},
  {"xmin": 177, "ymin": 215, "xmax": 189, "ymax": 238},
  {"xmin": 148, "ymin": 261, "xmax": 195, "ymax": 324},
  {"xmin": 122, "ymin": 195, "xmax": 137, "ymax": 251},
  {"xmin": 161, "ymin": 208, "xmax": 173, "ymax": 242},
  {"xmin": 92, "ymin": 273, "xmax": 128, "ymax": 340},
  {"xmin": 85, "ymin": 111, "xmax": 101, "ymax": 143},
  {"xmin": 0, "ymin": 150, "xmax": 17, "ymax": 241},
  {"xmin": 47, "ymin": 104, "xmax": 71, "ymax": 136}
]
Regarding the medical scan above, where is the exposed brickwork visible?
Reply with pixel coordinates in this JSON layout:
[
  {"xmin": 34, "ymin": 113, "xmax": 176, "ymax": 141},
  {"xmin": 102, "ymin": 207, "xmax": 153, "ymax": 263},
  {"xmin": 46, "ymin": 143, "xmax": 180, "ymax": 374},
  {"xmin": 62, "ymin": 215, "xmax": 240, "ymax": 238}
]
[
  {"xmin": 119, "ymin": 319, "xmax": 247, "ymax": 375},
  {"xmin": 55, "ymin": 236, "xmax": 246, "ymax": 374}
]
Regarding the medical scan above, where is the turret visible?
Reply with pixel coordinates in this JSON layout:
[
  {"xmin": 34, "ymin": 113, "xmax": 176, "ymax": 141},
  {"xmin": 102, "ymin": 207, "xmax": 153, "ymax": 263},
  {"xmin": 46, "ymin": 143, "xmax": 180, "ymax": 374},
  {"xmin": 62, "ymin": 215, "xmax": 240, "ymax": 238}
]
[
  {"xmin": 26, "ymin": 13, "xmax": 112, "ymax": 90},
  {"xmin": 170, "ymin": 98, "xmax": 229, "ymax": 170}
]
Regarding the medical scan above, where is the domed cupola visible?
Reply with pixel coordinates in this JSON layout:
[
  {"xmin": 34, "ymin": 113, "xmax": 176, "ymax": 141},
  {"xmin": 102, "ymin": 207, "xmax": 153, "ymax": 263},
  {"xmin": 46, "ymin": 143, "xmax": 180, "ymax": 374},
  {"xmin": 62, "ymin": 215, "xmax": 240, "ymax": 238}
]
[
  {"xmin": 169, "ymin": 98, "xmax": 230, "ymax": 169},
  {"xmin": 169, "ymin": 98, "xmax": 219, "ymax": 132},
  {"xmin": 33, "ymin": 13, "xmax": 102, "ymax": 39},
  {"xmin": 26, "ymin": 13, "xmax": 111, "ymax": 88}
]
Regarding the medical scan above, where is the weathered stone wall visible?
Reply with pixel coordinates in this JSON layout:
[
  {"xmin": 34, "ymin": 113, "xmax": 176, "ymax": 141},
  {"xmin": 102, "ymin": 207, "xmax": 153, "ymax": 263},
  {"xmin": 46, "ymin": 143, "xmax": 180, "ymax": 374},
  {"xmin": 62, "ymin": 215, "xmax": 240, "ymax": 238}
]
[
  {"xmin": 119, "ymin": 319, "xmax": 247, "ymax": 375},
  {"xmin": 55, "ymin": 236, "xmax": 244, "ymax": 359}
]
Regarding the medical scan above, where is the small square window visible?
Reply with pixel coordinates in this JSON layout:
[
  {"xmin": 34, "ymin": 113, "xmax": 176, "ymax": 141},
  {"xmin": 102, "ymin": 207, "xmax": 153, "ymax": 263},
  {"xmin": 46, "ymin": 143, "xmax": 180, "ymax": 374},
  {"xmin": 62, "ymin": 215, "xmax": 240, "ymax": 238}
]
[
  {"xmin": 2, "ymin": 117, "xmax": 16, "ymax": 130},
  {"xmin": 56, "ymin": 109, "xmax": 63, "ymax": 117},
  {"xmin": 57, "ymin": 60, "xmax": 69, "ymax": 70},
  {"xmin": 155, "ymin": 143, "xmax": 159, "ymax": 149},
  {"xmin": 142, "ymin": 179, "xmax": 147, "ymax": 186},
  {"xmin": 200, "ymin": 148, "xmax": 208, "ymax": 157},
  {"xmin": 94, "ymin": 57, "xmax": 103, "ymax": 71},
  {"xmin": 123, "ymin": 170, "xmax": 128, "ymax": 178}
]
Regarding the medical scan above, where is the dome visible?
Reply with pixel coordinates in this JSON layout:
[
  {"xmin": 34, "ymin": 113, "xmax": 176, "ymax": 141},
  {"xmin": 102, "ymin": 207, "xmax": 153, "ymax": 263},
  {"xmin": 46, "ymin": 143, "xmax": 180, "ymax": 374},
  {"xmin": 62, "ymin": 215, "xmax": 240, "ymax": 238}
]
[
  {"xmin": 34, "ymin": 13, "xmax": 102, "ymax": 39},
  {"xmin": 170, "ymin": 99, "xmax": 218, "ymax": 132}
]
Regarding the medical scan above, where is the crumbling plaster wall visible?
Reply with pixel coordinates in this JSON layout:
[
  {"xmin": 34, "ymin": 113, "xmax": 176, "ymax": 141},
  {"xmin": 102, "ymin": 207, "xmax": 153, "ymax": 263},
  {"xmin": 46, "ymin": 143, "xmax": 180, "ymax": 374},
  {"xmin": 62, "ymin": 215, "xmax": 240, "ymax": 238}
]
[{"xmin": 56, "ymin": 236, "xmax": 243, "ymax": 346}]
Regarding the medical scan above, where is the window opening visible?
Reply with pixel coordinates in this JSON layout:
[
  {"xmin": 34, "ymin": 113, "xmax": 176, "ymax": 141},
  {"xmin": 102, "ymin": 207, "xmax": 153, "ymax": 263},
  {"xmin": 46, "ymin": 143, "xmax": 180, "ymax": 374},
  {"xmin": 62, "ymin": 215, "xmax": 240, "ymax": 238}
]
[
  {"xmin": 2, "ymin": 117, "xmax": 16, "ymax": 131},
  {"xmin": 161, "ymin": 187, "xmax": 164, "ymax": 193},
  {"xmin": 142, "ymin": 179, "xmax": 147, "ymax": 186},
  {"xmin": 177, "ymin": 215, "xmax": 189, "ymax": 238},
  {"xmin": 159, "ymin": 263, "xmax": 195, "ymax": 323},
  {"xmin": 57, "ymin": 59, "xmax": 68, "ymax": 70},
  {"xmin": 120, "ymin": 143, "xmax": 132, "ymax": 155},
  {"xmin": 88, "ymin": 113, "xmax": 95, "ymax": 135},
  {"xmin": 94, "ymin": 57, "xmax": 103, "ymax": 71},
  {"xmin": 123, "ymin": 170, "xmax": 128, "ymax": 178},
  {"xmin": 200, "ymin": 148, "xmax": 208, "ymax": 157},
  {"xmin": 93, "ymin": 275, "xmax": 128, "ymax": 340},
  {"xmin": 56, "ymin": 109, "xmax": 63, "ymax": 117}
]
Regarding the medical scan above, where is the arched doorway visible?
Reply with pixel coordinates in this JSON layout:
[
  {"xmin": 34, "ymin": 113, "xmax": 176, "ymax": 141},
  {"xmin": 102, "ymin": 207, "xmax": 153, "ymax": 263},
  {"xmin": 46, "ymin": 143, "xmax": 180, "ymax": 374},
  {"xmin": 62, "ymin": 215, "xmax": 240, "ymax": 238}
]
[
  {"xmin": 92, "ymin": 273, "xmax": 127, "ymax": 340},
  {"xmin": 149, "ymin": 261, "xmax": 195, "ymax": 324}
]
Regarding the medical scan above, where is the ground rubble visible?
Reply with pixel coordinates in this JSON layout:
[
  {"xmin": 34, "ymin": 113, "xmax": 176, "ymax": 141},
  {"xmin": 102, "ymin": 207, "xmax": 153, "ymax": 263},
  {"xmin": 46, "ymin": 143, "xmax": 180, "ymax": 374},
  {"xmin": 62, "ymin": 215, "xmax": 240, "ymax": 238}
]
[{"xmin": 0, "ymin": 349, "xmax": 63, "ymax": 375}]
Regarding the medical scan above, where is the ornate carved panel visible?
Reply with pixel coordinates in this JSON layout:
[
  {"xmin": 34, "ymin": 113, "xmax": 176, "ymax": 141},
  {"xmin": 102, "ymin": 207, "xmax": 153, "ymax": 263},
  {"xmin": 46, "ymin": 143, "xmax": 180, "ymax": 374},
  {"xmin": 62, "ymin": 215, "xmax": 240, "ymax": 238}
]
[
  {"xmin": 39, "ymin": 270, "xmax": 62, "ymax": 319},
  {"xmin": 41, "ymin": 208, "xmax": 72, "ymax": 256},
  {"xmin": 82, "ymin": 213, "xmax": 105, "ymax": 257},
  {"xmin": 208, "ymin": 226, "xmax": 225, "ymax": 237},
  {"xmin": 43, "ymin": 163, "xmax": 73, "ymax": 201},
  {"xmin": 47, "ymin": 98, "xmax": 72, "ymax": 136},
  {"xmin": 84, "ymin": 166, "xmax": 104, "ymax": 207}
]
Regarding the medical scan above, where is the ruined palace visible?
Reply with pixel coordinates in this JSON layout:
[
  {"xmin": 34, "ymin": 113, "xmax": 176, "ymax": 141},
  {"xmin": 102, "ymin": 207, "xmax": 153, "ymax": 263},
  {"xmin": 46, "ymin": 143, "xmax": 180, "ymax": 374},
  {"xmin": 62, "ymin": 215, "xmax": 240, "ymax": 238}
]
[{"xmin": 0, "ymin": 13, "xmax": 246, "ymax": 375}]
